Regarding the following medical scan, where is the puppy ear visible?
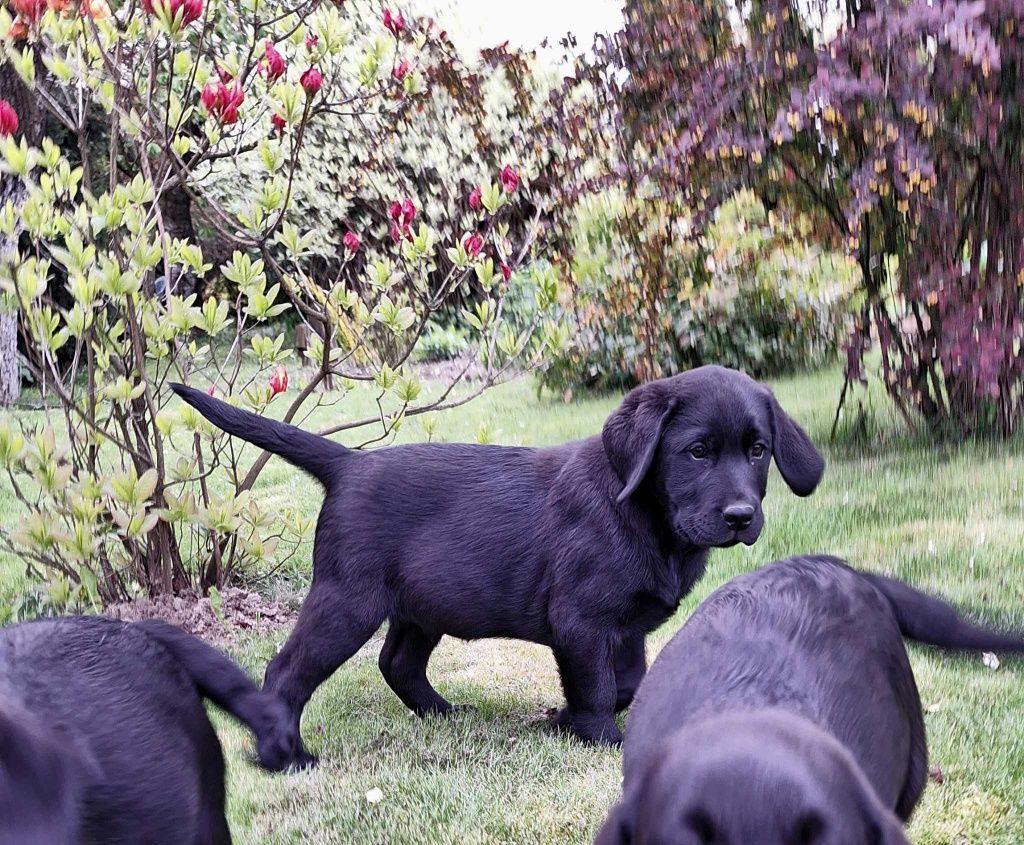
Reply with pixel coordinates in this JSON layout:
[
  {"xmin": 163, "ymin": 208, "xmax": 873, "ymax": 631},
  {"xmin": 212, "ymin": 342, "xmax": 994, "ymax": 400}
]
[
  {"xmin": 593, "ymin": 797, "xmax": 635, "ymax": 845},
  {"xmin": 603, "ymin": 389, "xmax": 679, "ymax": 503},
  {"xmin": 768, "ymin": 392, "xmax": 825, "ymax": 496}
]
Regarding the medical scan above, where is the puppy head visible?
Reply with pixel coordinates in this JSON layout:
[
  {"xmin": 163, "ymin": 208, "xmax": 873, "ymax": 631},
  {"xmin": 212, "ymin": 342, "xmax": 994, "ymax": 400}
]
[
  {"xmin": 0, "ymin": 697, "xmax": 81, "ymax": 845},
  {"xmin": 596, "ymin": 711, "xmax": 907, "ymax": 845},
  {"xmin": 602, "ymin": 366, "xmax": 824, "ymax": 548}
]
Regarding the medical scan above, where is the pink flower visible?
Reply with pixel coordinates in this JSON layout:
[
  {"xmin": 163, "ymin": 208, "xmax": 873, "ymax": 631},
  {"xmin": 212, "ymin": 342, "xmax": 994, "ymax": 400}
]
[
  {"xmin": 501, "ymin": 263, "xmax": 512, "ymax": 282},
  {"xmin": 215, "ymin": 64, "xmax": 233, "ymax": 84},
  {"xmin": 305, "ymin": 31, "xmax": 319, "ymax": 51},
  {"xmin": 393, "ymin": 60, "xmax": 409, "ymax": 82},
  {"xmin": 261, "ymin": 41, "xmax": 286, "ymax": 81},
  {"xmin": 468, "ymin": 185, "xmax": 482, "ymax": 211},
  {"xmin": 390, "ymin": 222, "xmax": 402, "ymax": 243},
  {"xmin": 300, "ymin": 66, "xmax": 323, "ymax": 96},
  {"xmin": 206, "ymin": 385, "xmax": 216, "ymax": 397},
  {"xmin": 499, "ymin": 165, "xmax": 519, "ymax": 193},
  {"xmin": 383, "ymin": 8, "xmax": 405, "ymax": 37},
  {"xmin": 0, "ymin": 101, "xmax": 19, "ymax": 137},
  {"xmin": 389, "ymin": 200, "xmax": 403, "ymax": 222},
  {"xmin": 463, "ymin": 233, "xmax": 483, "ymax": 258},
  {"xmin": 343, "ymin": 231, "xmax": 361, "ymax": 253},
  {"xmin": 269, "ymin": 365, "xmax": 288, "ymax": 397},
  {"xmin": 271, "ymin": 113, "xmax": 286, "ymax": 135}
]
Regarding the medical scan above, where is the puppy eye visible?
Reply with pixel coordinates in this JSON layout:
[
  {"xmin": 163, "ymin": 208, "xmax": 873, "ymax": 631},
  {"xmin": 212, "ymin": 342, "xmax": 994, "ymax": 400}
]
[
  {"xmin": 750, "ymin": 442, "xmax": 767, "ymax": 459},
  {"xmin": 688, "ymin": 444, "xmax": 708, "ymax": 460}
]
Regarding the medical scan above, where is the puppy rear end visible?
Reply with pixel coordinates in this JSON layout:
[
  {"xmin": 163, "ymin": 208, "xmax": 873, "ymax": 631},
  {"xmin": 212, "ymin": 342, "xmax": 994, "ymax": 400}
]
[
  {"xmin": 607, "ymin": 555, "xmax": 1024, "ymax": 844},
  {"xmin": 0, "ymin": 696, "xmax": 82, "ymax": 845},
  {"xmin": 133, "ymin": 619, "xmax": 301, "ymax": 771},
  {"xmin": 0, "ymin": 616, "xmax": 300, "ymax": 845}
]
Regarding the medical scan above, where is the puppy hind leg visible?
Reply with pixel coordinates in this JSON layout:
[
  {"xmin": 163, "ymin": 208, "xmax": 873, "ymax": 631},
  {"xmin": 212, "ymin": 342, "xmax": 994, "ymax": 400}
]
[
  {"xmin": 551, "ymin": 636, "xmax": 621, "ymax": 746},
  {"xmin": 378, "ymin": 620, "xmax": 454, "ymax": 716},
  {"xmin": 263, "ymin": 579, "xmax": 384, "ymax": 766},
  {"xmin": 193, "ymin": 720, "xmax": 231, "ymax": 845},
  {"xmin": 612, "ymin": 634, "xmax": 646, "ymax": 712}
]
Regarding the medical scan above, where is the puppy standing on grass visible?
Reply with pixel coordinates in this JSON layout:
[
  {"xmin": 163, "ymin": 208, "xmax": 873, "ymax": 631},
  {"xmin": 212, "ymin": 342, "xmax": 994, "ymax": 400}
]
[
  {"xmin": 171, "ymin": 365, "xmax": 824, "ymax": 758},
  {"xmin": 0, "ymin": 616, "xmax": 301, "ymax": 845},
  {"xmin": 597, "ymin": 555, "xmax": 1024, "ymax": 845}
]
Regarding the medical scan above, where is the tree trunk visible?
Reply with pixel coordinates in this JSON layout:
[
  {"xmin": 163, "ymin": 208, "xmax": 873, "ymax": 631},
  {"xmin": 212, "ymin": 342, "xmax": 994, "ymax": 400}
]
[
  {"xmin": 0, "ymin": 61, "xmax": 44, "ymax": 406},
  {"xmin": 159, "ymin": 183, "xmax": 203, "ymax": 299}
]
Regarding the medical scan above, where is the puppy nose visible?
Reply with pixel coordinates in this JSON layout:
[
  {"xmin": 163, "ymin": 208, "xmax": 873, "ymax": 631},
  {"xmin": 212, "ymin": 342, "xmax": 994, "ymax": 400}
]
[{"xmin": 722, "ymin": 503, "xmax": 755, "ymax": 530}]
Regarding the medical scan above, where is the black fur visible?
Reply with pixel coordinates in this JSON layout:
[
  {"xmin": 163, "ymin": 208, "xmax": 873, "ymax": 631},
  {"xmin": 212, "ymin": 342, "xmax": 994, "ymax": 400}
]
[
  {"xmin": 0, "ymin": 616, "xmax": 301, "ymax": 845},
  {"xmin": 170, "ymin": 366, "xmax": 824, "ymax": 754},
  {"xmin": 599, "ymin": 555, "xmax": 1024, "ymax": 844}
]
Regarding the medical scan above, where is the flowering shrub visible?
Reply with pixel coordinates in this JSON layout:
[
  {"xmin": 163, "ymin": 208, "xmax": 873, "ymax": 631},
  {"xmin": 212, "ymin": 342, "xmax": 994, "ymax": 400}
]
[
  {"xmin": 0, "ymin": 0, "xmax": 563, "ymax": 602},
  {"xmin": 564, "ymin": 0, "xmax": 1024, "ymax": 436}
]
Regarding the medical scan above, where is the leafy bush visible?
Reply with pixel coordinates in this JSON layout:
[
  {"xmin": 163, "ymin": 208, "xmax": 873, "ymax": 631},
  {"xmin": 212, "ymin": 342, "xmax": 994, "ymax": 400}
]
[
  {"xmin": 0, "ymin": 1, "xmax": 564, "ymax": 602},
  {"xmin": 413, "ymin": 320, "xmax": 469, "ymax": 362},
  {"xmin": 539, "ymin": 192, "xmax": 852, "ymax": 393}
]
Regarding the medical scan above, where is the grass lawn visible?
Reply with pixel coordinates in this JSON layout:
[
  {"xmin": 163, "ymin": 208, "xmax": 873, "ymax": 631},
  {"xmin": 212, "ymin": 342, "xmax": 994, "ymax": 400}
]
[{"xmin": 3, "ymin": 366, "xmax": 1024, "ymax": 843}]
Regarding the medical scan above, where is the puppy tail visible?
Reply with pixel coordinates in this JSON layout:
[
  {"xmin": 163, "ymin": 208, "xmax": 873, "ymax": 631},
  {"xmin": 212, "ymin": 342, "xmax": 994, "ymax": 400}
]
[
  {"xmin": 169, "ymin": 382, "xmax": 347, "ymax": 486},
  {"xmin": 133, "ymin": 619, "xmax": 301, "ymax": 771},
  {"xmin": 862, "ymin": 572, "xmax": 1024, "ymax": 654}
]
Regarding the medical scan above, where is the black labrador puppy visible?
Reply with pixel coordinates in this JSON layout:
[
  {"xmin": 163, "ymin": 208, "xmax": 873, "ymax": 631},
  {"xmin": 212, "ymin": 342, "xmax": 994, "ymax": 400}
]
[
  {"xmin": 172, "ymin": 365, "xmax": 824, "ymax": 755},
  {"xmin": 598, "ymin": 555, "xmax": 1024, "ymax": 844},
  {"xmin": 0, "ymin": 616, "xmax": 300, "ymax": 845}
]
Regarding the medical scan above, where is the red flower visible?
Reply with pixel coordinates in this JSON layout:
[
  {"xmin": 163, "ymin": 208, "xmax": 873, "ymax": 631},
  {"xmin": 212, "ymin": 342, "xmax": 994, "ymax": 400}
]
[
  {"xmin": 200, "ymin": 83, "xmax": 219, "ymax": 112},
  {"xmin": 0, "ymin": 101, "xmax": 19, "ymax": 137},
  {"xmin": 12, "ymin": 0, "xmax": 46, "ymax": 22},
  {"xmin": 9, "ymin": 17, "xmax": 29, "ymax": 38},
  {"xmin": 468, "ymin": 185, "xmax": 482, "ymax": 211},
  {"xmin": 463, "ymin": 233, "xmax": 483, "ymax": 258},
  {"xmin": 499, "ymin": 165, "xmax": 519, "ymax": 193},
  {"xmin": 305, "ymin": 31, "xmax": 319, "ymax": 51},
  {"xmin": 180, "ymin": 0, "xmax": 202, "ymax": 23},
  {"xmin": 389, "ymin": 197, "xmax": 416, "ymax": 242},
  {"xmin": 142, "ymin": 0, "xmax": 203, "ymax": 25},
  {"xmin": 201, "ymin": 81, "xmax": 244, "ymax": 125},
  {"xmin": 215, "ymin": 64, "xmax": 233, "ymax": 84},
  {"xmin": 383, "ymin": 8, "xmax": 405, "ymax": 37},
  {"xmin": 393, "ymin": 60, "xmax": 409, "ymax": 82},
  {"xmin": 269, "ymin": 365, "xmax": 288, "ymax": 397},
  {"xmin": 401, "ymin": 198, "xmax": 416, "ymax": 227},
  {"xmin": 271, "ymin": 113, "xmax": 286, "ymax": 135},
  {"xmin": 343, "ymin": 231, "xmax": 360, "ymax": 253},
  {"xmin": 300, "ymin": 66, "xmax": 323, "ymax": 96},
  {"xmin": 501, "ymin": 263, "xmax": 512, "ymax": 282},
  {"xmin": 261, "ymin": 41, "xmax": 286, "ymax": 82}
]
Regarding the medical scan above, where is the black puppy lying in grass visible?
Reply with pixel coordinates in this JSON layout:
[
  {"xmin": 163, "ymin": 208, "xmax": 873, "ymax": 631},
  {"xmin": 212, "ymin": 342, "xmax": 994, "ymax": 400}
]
[
  {"xmin": 172, "ymin": 366, "xmax": 825, "ymax": 757},
  {"xmin": 596, "ymin": 555, "xmax": 1024, "ymax": 845},
  {"xmin": 0, "ymin": 616, "xmax": 300, "ymax": 845}
]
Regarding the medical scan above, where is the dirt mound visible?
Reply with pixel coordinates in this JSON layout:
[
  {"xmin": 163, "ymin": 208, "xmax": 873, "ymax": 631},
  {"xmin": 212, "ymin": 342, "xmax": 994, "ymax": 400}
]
[{"xmin": 107, "ymin": 587, "xmax": 297, "ymax": 644}]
